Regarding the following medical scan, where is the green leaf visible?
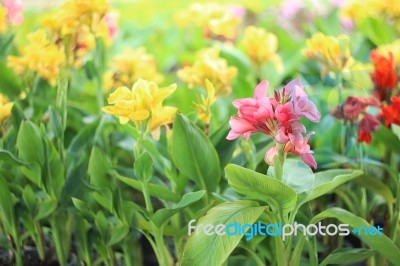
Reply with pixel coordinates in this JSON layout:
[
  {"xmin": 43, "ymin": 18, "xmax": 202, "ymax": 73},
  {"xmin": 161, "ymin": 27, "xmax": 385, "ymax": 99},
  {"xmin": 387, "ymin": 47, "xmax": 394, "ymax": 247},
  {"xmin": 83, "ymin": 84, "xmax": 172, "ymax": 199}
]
[
  {"xmin": 172, "ymin": 113, "xmax": 221, "ymax": 192},
  {"xmin": 153, "ymin": 190, "xmax": 206, "ymax": 226},
  {"xmin": 95, "ymin": 212, "xmax": 109, "ymax": 241},
  {"xmin": 134, "ymin": 152, "xmax": 153, "ymax": 183},
  {"xmin": 0, "ymin": 149, "xmax": 26, "ymax": 165},
  {"xmin": 225, "ymin": 164, "xmax": 296, "ymax": 214},
  {"xmin": 0, "ymin": 60, "xmax": 22, "ymax": 98},
  {"xmin": 268, "ymin": 159, "xmax": 315, "ymax": 194},
  {"xmin": 17, "ymin": 121, "xmax": 44, "ymax": 165},
  {"xmin": 354, "ymin": 175, "xmax": 393, "ymax": 205},
  {"xmin": 300, "ymin": 169, "xmax": 363, "ymax": 205},
  {"xmin": 35, "ymin": 198, "xmax": 58, "ymax": 220},
  {"xmin": 108, "ymin": 224, "xmax": 129, "ymax": 246},
  {"xmin": 88, "ymin": 146, "xmax": 112, "ymax": 188},
  {"xmin": 311, "ymin": 208, "xmax": 400, "ymax": 265},
  {"xmin": 48, "ymin": 107, "xmax": 63, "ymax": 139},
  {"xmin": 116, "ymin": 174, "xmax": 179, "ymax": 203},
  {"xmin": 22, "ymin": 186, "xmax": 37, "ymax": 216},
  {"xmin": 319, "ymin": 248, "xmax": 376, "ymax": 266},
  {"xmin": 0, "ymin": 176, "xmax": 17, "ymax": 238},
  {"xmin": 181, "ymin": 200, "xmax": 266, "ymax": 266}
]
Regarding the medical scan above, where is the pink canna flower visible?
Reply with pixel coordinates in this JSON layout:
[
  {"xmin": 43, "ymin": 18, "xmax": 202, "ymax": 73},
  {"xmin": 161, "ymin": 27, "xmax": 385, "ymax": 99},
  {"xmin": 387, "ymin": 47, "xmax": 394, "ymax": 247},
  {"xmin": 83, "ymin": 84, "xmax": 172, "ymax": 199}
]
[
  {"xmin": 3, "ymin": 0, "xmax": 23, "ymax": 26},
  {"xmin": 104, "ymin": 11, "xmax": 118, "ymax": 40},
  {"xmin": 227, "ymin": 81, "xmax": 275, "ymax": 140},
  {"xmin": 227, "ymin": 79, "xmax": 320, "ymax": 169}
]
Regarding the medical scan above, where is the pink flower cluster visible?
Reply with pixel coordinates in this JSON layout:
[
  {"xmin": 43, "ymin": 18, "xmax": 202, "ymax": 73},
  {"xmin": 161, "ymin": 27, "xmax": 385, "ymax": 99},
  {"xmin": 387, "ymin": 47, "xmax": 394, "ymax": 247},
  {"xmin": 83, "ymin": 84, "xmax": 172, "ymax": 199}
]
[
  {"xmin": 227, "ymin": 79, "xmax": 320, "ymax": 169},
  {"xmin": 3, "ymin": 0, "xmax": 23, "ymax": 26}
]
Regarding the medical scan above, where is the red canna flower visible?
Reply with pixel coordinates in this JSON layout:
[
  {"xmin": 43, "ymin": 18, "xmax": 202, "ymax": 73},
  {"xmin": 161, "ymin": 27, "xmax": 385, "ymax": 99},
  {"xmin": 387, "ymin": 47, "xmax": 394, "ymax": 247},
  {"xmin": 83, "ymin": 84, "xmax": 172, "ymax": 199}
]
[
  {"xmin": 370, "ymin": 50, "xmax": 397, "ymax": 101},
  {"xmin": 358, "ymin": 114, "xmax": 380, "ymax": 144},
  {"xmin": 381, "ymin": 96, "xmax": 400, "ymax": 127}
]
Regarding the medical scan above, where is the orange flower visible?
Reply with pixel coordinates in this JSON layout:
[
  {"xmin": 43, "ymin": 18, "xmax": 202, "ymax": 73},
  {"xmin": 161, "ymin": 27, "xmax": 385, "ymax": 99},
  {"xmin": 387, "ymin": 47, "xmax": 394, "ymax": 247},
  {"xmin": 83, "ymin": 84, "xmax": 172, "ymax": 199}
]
[{"xmin": 381, "ymin": 96, "xmax": 400, "ymax": 127}]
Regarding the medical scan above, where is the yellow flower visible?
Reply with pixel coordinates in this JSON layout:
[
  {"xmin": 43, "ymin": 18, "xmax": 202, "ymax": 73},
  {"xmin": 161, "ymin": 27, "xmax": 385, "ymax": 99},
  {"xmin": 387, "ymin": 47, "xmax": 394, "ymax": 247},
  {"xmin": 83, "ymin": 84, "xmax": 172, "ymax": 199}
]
[
  {"xmin": 0, "ymin": 6, "xmax": 7, "ymax": 33},
  {"xmin": 177, "ymin": 47, "xmax": 237, "ymax": 96},
  {"xmin": 7, "ymin": 29, "xmax": 65, "ymax": 85},
  {"xmin": 102, "ymin": 79, "xmax": 177, "ymax": 135},
  {"xmin": 243, "ymin": 26, "xmax": 282, "ymax": 72},
  {"xmin": 303, "ymin": 33, "xmax": 356, "ymax": 76},
  {"xmin": 104, "ymin": 48, "xmax": 163, "ymax": 91},
  {"xmin": 175, "ymin": 3, "xmax": 241, "ymax": 39},
  {"xmin": 0, "ymin": 94, "xmax": 13, "ymax": 123},
  {"xmin": 340, "ymin": 0, "xmax": 397, "ymax": 24},
  {"xmin": 195, "ymin": 79, "xmax": 216, "ymax": 124},
  {"xmin": 378, "ymin": 39, "xmax": 400, "ymax": 66}
]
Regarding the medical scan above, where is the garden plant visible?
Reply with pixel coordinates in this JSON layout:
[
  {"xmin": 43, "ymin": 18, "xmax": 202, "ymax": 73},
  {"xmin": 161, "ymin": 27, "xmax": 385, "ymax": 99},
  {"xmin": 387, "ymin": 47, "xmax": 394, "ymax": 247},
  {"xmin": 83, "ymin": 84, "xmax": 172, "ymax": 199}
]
[{"xmin": 0, "ymin": 0, "xmax": 400, "ymax": 265}]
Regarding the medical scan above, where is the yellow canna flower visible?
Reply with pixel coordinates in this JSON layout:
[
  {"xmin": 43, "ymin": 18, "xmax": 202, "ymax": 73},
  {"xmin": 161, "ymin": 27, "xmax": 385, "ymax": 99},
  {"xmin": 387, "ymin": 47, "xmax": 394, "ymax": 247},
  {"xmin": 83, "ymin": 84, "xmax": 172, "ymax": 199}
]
[
  {"xmin": 177, "ymin": 47, "xmax": 237, "ymax": 96},
  {"xmin": 378, "ymin": 39, "xmax": 400, "ymax": 66},
  {"xmin": 102, "ymin": 79, "xmax": 177, "ymax": 135},
  {"xmin": 195, "ymin": 79, "xmax": 216, "ymax": 124},
  {"xmin": 175, "ymin": 3, "xmax": 242, "ymax": 39},
  {"xmin": 303, "ymin": 33, "xmax": 357, "ymax": 76},
  {"xmin": 7, "ymin": 29, "xmax": 65, "ymax": 86},
  {"xmin": 104, "ymin": 48, "xmax": 163, "ymax": 91},
  {"xmin": 243, "ymin": 26, "xmax": 283, "ymax": 72},
  {"xmin": 0, "ymin": 94, "xmax": 13, "ymax": 123},
  {"xmin": 340, "ymin": 0, "xmax": 397, "ymax": 24},
  {"xmin": 0, "ymin": 6, "xmax": 7, "ymax": 33}
]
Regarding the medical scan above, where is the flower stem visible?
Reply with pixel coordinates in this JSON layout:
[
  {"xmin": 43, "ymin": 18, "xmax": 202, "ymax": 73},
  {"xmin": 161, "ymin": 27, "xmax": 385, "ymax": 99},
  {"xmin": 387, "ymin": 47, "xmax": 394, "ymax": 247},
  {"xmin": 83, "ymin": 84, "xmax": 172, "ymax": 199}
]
[{"xmin": 274, "ymin": 144, "xmax": 285, "ymax": 181}]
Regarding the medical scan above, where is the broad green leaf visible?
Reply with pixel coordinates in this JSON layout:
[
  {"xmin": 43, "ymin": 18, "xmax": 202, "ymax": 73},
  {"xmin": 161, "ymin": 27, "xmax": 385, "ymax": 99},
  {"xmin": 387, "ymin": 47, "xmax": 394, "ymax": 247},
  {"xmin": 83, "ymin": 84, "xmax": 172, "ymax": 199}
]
[
  {"xmin": 299, "ymin": 169, "xmax": 363, "ymax": 205},
  {"xmin": 88, "ymin": 146, "xmax": 112, "ymax": 188},
  {"xmin": 153, "ymin": 190, "xmax": 206, "ymax": 226},
  {"xmin": 108, "ymin": 224, "xmax": 129, "ymax": 246},
  {"xmin": 268, "ymin": 159, "xmax": 315, "ymax": 194},
  {"xmin": 22, "ymin": 186, "xmax": 37, "ymax": 216},
  {"xmin": 134, "ymin": 152, "xmax": 153, "ymax": 183},
  {"xmin": 0, "ymin": 149, "xmax": 26, "ymax": 165},
  {"xmin": 311, "ymin": 208, "xmax": 400, "ymax": 265},
  {"xmin": 35, "ymin": 198, "xmax": 58, "ymax": 220},
  {"xmin": 172, "ymin": 114, "xmax": 221, "ymax": 192},
  {"xmin": 48, "ymin": 107, "xmax": 63, "ymax": 139},
  {"xmin": 16, "ymin": 121, "xmax": 44, "ymax": 165},
  {"xmin": 319, "ymin": 248, "xmax": 376, "ymax": 266},
  {"xmin": 116, "ymin": 174, "xmax": 179, "ymax": 203},
  {"xmin": 372, "ymin": 126, "xmax": 400, "ymax": 154},
  {"xmin": 95, "ymin": 212, "xmax": 109, "ymax": 241},
  {"xmin": 181, "ymin": 200, "xmax": 266, "ymax": 266},
  {"xmin": 225, "ymin": 164, "xmax": 296, "ymax": 214}
]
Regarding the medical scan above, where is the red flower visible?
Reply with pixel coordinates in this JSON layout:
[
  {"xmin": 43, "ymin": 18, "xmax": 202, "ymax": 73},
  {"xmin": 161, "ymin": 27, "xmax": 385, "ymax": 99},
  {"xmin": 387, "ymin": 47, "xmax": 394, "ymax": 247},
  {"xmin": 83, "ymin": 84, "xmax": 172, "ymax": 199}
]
[
  {"xmin": 370, "ymin": 50, "xmax": 397, "ymax": 100},
  {"xmin": 381, "ymin": 96, "xmax": 400, "ymax": 127},
  {"xmin": 358, "ymin": 114, "xmax": 380, "ymax": 144}
]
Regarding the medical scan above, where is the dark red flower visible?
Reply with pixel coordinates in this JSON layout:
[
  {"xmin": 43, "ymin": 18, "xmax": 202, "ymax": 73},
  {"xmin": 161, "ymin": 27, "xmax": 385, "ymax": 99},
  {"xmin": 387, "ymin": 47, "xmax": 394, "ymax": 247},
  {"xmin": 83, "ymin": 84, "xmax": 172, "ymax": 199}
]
[
  {"xmin": 357, "ymin": 114, "xmax": 380, "ymax": 144},
  {"xmin": 370, "ymin": 50, "xmax": 397, "ymax": 101}
]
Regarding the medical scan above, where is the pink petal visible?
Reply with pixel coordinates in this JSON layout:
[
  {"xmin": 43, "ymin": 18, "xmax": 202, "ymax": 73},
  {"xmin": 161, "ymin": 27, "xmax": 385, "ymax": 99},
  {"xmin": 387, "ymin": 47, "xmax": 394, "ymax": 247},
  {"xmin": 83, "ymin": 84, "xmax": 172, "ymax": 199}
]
[
  {"xmin": 285, "ymin": 78, "xmax": 306, "ymax": 98},
  {"xmin": 290, "ymin": 120, "xmax": 306, "ymax": 133},
  {"xmin": 226, "ymin": 130, "xmax": 241, "ymax": 140},
  {"xmin": 254, "ymin": 80, "xmax": 269, "ymax": 100},
  {"xmin": 289, "ymin": 132, "xmax": 304, "ymax": 147},
  {"xmin": 232, "ymin": 98, "xmax": 256, "ymax": 108},
  {"xmin": 265, "ymin": 146, "xmax": 278, "ymax": 165},
  {"xmin": 301, "ymin": 153, "xmax": 317, "ymax": 169},
  {"xmin": 229, "ymin": 117, "xmax": 254, "ymax": 132},
  {"xmin": 275, "ymin": 127, "xmax": 289, "ymax": 144}
]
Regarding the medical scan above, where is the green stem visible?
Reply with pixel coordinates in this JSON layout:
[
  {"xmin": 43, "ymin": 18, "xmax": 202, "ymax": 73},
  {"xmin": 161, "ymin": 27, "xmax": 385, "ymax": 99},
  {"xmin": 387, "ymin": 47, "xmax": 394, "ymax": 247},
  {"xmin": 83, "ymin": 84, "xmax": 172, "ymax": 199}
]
[
  {"xmin": 34, "ymin": 221, "xmax": 45, "ymax": 261},
  {"xmin": 106, "ymin": 245, "xmax": 116, "ymax": 266},
  {"xmin": 152, "ymin": 224, "xmax": 172, "ymax": 266},
  {"xmin": 274, "ymin": 144, "xmax": 285, "ymax": 182},
  {"xmin": 95, "ymin": 39, "xmax": 104, "ymax": 113},
  {"xmin": 141, "ymin": 182, "xmax": 154, "ymax": 214},
  {"xmin": 50, "ymin": 216, "xmax": 66, "ymax": 266}
]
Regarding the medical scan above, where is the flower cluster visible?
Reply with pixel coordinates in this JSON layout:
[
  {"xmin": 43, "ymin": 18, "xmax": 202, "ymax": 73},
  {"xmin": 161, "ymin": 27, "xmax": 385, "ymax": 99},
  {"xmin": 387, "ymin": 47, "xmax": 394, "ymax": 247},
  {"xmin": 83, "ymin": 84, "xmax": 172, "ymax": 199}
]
[
  {"xmin": 332, "ymin": 96, "xmax": 380, "ymax": 144},
  {"xmin": 227, "ymin": 79, "xmax": 320, "ymax": 169},
  {"xmin": 7, "ymin": 30, "xmax": 65, "ymax": 85},
  {"xmin": 381, "ymin": 96, "xmax": 400, "ymax": 127},
  {"xmin": 177, "ymin": 47, "xmax": 237, "ymax": 96},
  {"xmin": 102, "ymin": 79, "xmax": 177, "ymax": 138},
  {"xmin": 0, "ymin": 0, "xmax": 23, "ymax": 33},
  {"xmin": 242, "ymin": 26, "xmax": 282, "ymax": 72},
  {"xmin": 303, "ymin": 32, "xmax": 361, "ymax": 77},
  {"xmin": 174, "ymin": 3, "xmax": 244, "ymax": 39},
  {"xmin": 0, "ymin": 94, "xmax": 13, "ymax": 124},
  {"xmin": 104, "ymin": 48, "xmax": 163, "ymax": 91},
  {"xmin": 370, "ymin": 50, "xmax": 397, "ymax": 101}
]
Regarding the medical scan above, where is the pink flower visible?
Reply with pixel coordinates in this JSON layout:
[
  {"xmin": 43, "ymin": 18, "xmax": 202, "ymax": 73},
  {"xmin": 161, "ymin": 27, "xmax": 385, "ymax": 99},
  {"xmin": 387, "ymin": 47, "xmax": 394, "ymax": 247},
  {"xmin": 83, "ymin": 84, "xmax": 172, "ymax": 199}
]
[
  {"xmin": 227, "ymin": 81, "xmax": 275, "ymax": 140},
  {"xmin": 284, "ymin": 78, "xmax": 321, "ymax": 122},
  {"xmin": 227, "ymin": 79, "xmax": 320, "ymax": 169},
  {"xmin": 104, "ymin": 11, "xmax": 119, "ymax": 40},
  {"xmin": 3, "ymin": 0, "xmax": 23, "ymax": 26}
]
